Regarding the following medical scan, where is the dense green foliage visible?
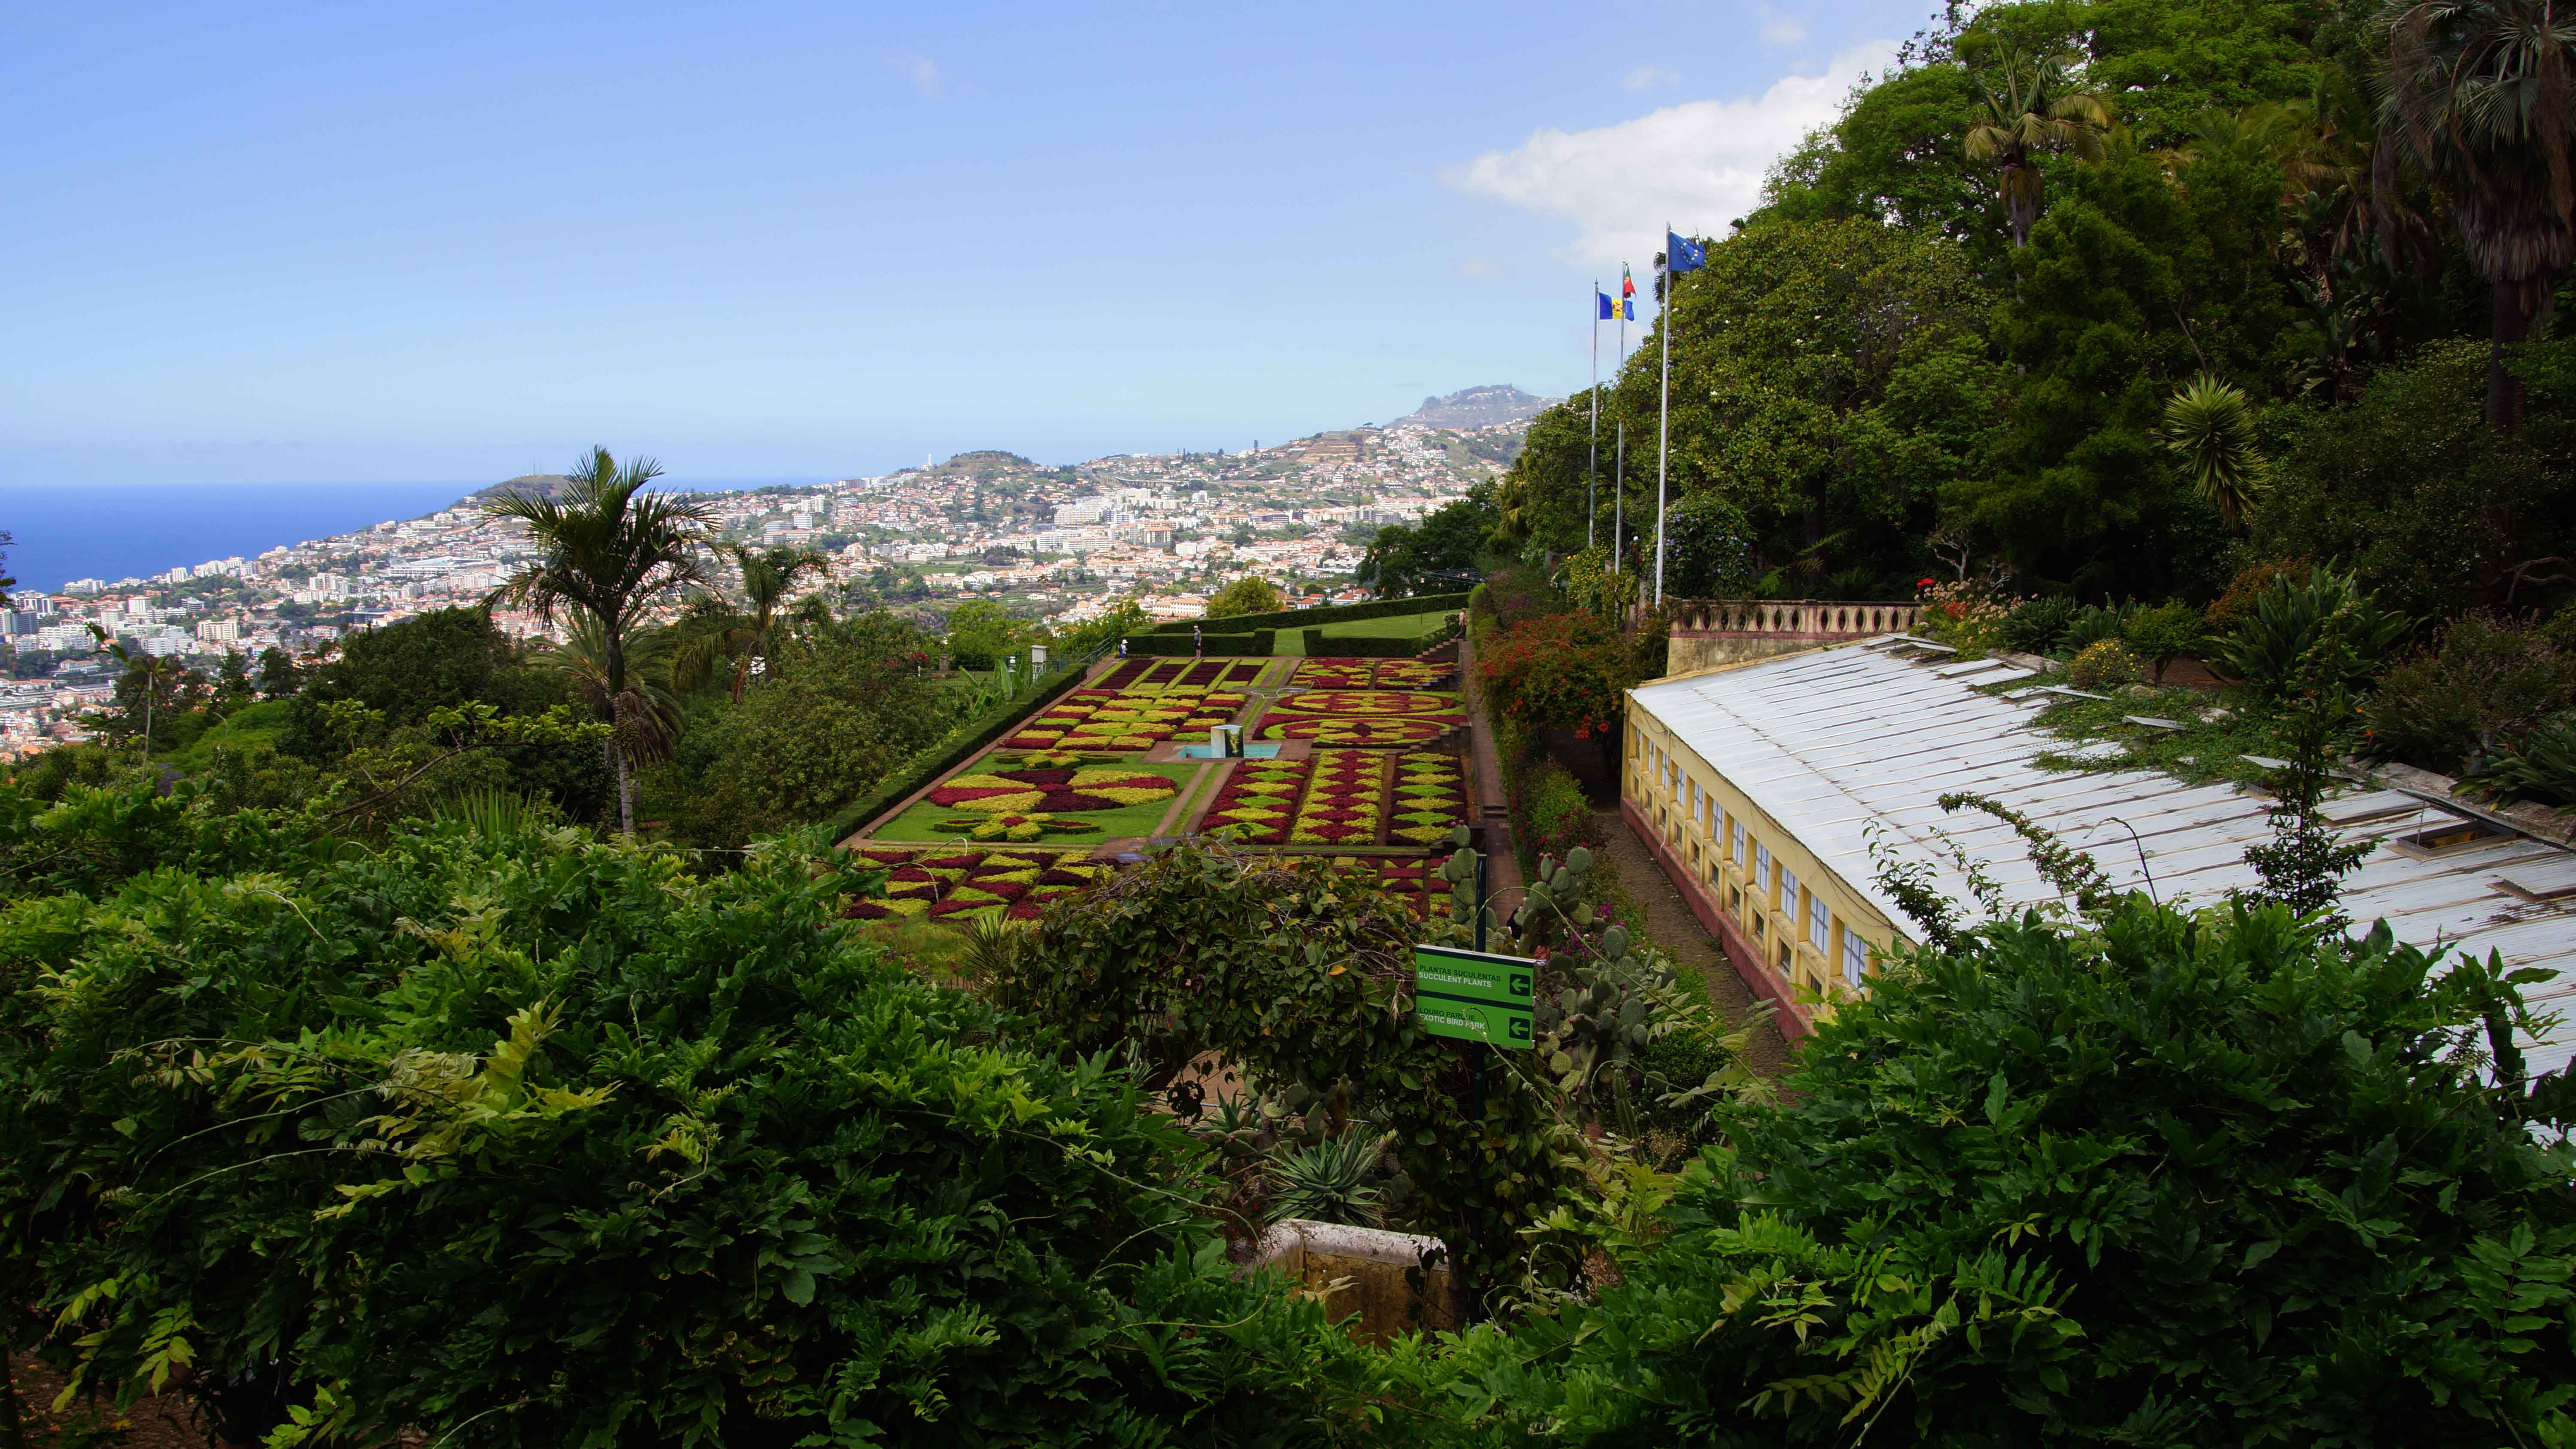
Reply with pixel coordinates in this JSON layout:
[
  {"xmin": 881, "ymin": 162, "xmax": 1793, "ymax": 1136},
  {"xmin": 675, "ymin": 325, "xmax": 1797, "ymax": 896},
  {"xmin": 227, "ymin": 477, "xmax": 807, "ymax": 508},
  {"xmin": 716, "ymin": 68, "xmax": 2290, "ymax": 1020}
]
[
  {"xmin": 0, "ymin": 800, "xmax": 1373, "ymax": 1449},
  {"xmin": 644, "ymin": 613, "xmax": 954, "ymax": 848},
  {"xmin": 1424, "ymin": 899, "xmax": 2576, "ymax": 1445},
  {"xmin": 1488, "ymin": 0, "xmax": 2567, "ymax": 612},
  {"xmin": 1205, "ymin": 576, "xmax": 1285, "ymax": 619},
  {"xmin": 1359, "ymin": 490, "xmax": 1500, "ymax": 597}
]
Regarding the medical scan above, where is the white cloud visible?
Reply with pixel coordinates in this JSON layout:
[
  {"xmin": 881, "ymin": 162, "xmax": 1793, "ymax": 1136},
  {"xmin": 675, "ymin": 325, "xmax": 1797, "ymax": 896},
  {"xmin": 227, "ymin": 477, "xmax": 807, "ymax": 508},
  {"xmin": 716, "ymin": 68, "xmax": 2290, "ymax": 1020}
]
[
  {"xmin": 1458, "ymin": 256, "xmax": 1502, "ymax": 278},
  {"xmin": 889, "ymin": 53, "xmax": 946, "ymax": 100},
  {"xmin": 1622, "ymin": 65, "xmax": 1681, "ymax": 90},
  {"xmin": 1445, "ymin": 42, "xmax": 1894, "ymax": 269},
  {"xmin": 1761, "ymin": 17, "xmax": 1808, "ymax": 45}
]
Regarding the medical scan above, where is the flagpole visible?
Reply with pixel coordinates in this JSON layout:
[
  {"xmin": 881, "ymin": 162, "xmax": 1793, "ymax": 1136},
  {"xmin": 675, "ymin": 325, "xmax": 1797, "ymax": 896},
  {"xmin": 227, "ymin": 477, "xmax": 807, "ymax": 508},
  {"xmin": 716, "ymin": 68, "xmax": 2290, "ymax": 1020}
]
[
  {"xmin": 1613, "ymin": 419, "xmax": 1625, "ymax": 579},
  {"xmin": 1613, "ymin": 281, "xmax": 1629, "ymax": 574},
  {"xmin": 1654, "ymin": 222, "xmax": 1672, "ymax": 608},
  {"xmin": 1587, "ymin": 280, "xmax": 1599, "ymax": 553}
]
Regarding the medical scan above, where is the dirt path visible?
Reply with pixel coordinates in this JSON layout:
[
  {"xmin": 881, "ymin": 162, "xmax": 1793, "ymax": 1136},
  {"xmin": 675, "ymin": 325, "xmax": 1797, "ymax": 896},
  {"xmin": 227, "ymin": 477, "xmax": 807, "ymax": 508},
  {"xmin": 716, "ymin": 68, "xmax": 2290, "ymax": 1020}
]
[{"xmin": 1589, "ymin": 806, "xmax": 1796, "ymax": 1079}]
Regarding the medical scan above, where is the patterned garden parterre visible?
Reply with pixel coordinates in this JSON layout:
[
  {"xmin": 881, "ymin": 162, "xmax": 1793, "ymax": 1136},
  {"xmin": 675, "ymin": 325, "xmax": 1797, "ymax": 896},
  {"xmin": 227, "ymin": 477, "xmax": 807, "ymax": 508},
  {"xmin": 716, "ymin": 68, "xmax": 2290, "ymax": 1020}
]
[
  {"xmin": 1290, "ymin": 657, "xmax": 1453, "ymax": 690},
  {"xmin": 1096, "ymin": 658, "xmax": 1267, "ymax": 691},
  {"xmin": 1201, "ymin": 748, "xmax": 1470, "ymax": 847},
  {"xmin": 1255, "ymin": 689, "xmax": 1465, "ymax": 747},
  {"xmin": 1004, "ymin": 684, "xmax": 1250, "ymax": 751},
  {"xmin": 844, "ymin": 846, "xmax": 1446, "ymax": 923},
  {"xmin": 919, "ymin": 756, "xmax": 1177, "ymax": 841},
  {"xmin": 843, "ymin": 847, "xmax": 1118, "ymax": 922}
]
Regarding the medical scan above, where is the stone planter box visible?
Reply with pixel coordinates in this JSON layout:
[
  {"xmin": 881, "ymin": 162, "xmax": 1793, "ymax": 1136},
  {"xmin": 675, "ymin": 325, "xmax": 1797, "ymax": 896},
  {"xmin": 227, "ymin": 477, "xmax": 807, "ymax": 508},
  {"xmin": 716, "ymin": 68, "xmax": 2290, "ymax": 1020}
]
[{"xmin": 1250, "ymin": 1219, "xmax": 1455, "ymax": 1343}]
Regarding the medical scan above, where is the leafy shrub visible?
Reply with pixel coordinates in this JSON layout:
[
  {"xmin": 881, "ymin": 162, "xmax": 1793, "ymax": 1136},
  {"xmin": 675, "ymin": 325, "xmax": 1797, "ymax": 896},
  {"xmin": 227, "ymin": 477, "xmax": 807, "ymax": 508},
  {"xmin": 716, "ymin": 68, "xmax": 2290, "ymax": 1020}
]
[
  {"xmin": 1479, "ymin": 564, "xmax": 1565, "ymax": 629},
  {"xmin": 2363, "ymin": 612, "xmax": 2576, "ymax": 774},
  {"xmin": 1999, "ymin": 595, "xmax": 2080, "ymax": 654},
  {"xmin": 0, "ymin": 815, "xmax": 1369, "ymax": 1449},
  {"xmin": 661, "ymin": 613, "xmax": 954, "ymax": 845},
  {"xmin": 2120, "ymin": 600, "xmax": 2206, "ymax": 682},
  {"xmin": 2215, "ymin": 566, "xmax": 2413, "ymax": 698},
  {"xmin": 1423, "ymin": 898, "xmax": 2576, "ymax": 1444},
  {"xmin": 2205, "ymin": 557, "xmax": 2310, "ymax": 632},
  {"xmin": 2470, "ymin": 712, "xmax": 2576, "ymax": 809},
  {"xmin": 1914, "ymin": 580, "xmax": 2009, "ymax": 655},
  {"xmin": 1515, "ymin": 758, "xmax": 1603, "ymax": 867},
  {"xmin": 2059, "ymin": 600, "xmax": 2138, "ymax": 652},
  {"xmin": 992, "ymin": 847, "xmax": 1581, "ymax": 1263},
  {"xmin": 1477, "ymin": 612, "xmax": 1637, "ymax": 735},
  {"xmin": 2065, "ymin": 637, "xmax": 2145, "ymax": 690}
]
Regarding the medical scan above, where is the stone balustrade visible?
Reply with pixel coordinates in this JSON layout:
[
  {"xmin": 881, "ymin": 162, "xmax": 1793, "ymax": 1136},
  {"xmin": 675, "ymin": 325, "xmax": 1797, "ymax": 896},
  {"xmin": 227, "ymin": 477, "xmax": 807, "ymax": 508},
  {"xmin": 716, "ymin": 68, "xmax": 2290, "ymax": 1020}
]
[{"xmin": 1645, "ymin": 598, "xmax": 1924, "ymax": 675}]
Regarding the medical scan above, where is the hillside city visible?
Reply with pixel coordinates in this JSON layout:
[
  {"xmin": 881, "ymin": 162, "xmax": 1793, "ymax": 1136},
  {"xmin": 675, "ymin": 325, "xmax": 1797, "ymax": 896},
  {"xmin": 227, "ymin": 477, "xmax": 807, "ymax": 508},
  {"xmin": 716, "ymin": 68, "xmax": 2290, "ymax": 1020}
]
[
  {"xmin": 0, "ymin": 386, "xmax": 1545, "ymax": 756},
  {"xmin": 19, "ymin": 0, "xmax": 2576, "ymax": 1437}
]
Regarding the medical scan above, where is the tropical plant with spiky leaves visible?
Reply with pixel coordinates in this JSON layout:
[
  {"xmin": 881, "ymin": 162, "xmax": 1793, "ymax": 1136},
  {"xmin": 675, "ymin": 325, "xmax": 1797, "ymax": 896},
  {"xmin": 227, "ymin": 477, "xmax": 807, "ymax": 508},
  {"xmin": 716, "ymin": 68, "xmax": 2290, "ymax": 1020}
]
[
  {"xmin": 484, "ymin": 448, "xmax": 715, "ymax": 834},
  {"xmin": 2159, "ymin": 372, "xmax": 2267, "ymax": 531},
  {"xmin": 1961, "ymin": 42, "xmax": 2111, "ymax": 248}
]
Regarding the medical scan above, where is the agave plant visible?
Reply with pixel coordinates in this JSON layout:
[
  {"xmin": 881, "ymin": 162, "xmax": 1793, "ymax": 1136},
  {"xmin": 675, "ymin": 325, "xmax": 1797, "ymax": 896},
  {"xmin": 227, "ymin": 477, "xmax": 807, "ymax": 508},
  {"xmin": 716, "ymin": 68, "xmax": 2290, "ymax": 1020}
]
[{"xmin": 1263, "ymin": 1131, "xmax": 1397, "ymax": 1228}]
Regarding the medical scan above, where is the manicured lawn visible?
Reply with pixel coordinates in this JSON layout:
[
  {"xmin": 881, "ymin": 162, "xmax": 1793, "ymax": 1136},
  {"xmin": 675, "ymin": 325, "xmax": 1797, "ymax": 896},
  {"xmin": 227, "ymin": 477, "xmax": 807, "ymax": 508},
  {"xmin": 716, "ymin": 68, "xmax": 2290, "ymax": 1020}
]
[{"xmin": 1315, "ymin": 609, "xmax": 1458, "ymax": 639}]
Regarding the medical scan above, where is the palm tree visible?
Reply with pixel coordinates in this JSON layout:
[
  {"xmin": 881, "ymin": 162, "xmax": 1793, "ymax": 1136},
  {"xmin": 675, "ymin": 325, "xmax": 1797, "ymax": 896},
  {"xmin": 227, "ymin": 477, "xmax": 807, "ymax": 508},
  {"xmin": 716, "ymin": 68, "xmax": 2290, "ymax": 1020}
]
[
  {"xmin": 2159, "ymin": 373, "xmax": 2266, "ymax": 532},
  {"xmin": 541, "ymin": 612, "xmax": 687, "ymax": 820},
  {"xmin": 1962, "ymin": 43, "xmax": 2113, "ymax": 248},
  {"xmin": 676, "ymin": 544, "xmax": 832, "ymax": 702},
  {"xmin": 2376, "ymin": 0, "xmax": 2576, "ymax": 428},
  {"xmin": 485, "ymin": 447, "xmax": 716, "ymax": 835}
]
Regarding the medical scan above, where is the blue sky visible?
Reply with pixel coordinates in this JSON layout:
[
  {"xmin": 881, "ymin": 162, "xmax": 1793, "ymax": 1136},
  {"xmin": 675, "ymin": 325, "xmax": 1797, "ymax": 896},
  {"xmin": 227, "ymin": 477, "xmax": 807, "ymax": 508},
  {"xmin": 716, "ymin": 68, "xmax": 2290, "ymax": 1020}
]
[{"xmin": 3, "ymin": 0, "xmax": 1928, "ymax": 487}]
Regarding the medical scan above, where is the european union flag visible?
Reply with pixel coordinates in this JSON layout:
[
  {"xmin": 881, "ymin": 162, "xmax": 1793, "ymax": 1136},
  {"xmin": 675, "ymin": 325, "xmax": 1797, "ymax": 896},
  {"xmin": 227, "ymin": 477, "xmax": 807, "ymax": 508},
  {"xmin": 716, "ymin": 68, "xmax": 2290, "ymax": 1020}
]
[
  {"xmin": 1598, "ymin": 291, "xmax": 1615, "ymax": 320},
  {"xmin": 1668, "ymin": 230, "xmax": 1706, "ymax": 273}
]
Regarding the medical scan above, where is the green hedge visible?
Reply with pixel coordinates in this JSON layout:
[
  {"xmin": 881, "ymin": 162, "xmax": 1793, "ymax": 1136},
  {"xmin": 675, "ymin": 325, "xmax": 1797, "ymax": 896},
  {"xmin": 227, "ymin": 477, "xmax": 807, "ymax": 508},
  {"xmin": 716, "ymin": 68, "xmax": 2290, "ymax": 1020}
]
[
  {"xmin": 818, "ymin": 661, "xmax": 1097, "ymax": 844},
  {"xmin": 1144, "ymin": 591, "xmax": 1472, "ymax": 636},
  {"xmin": 1296, "ymin": 621, "xmax": 1461, "ymax": 658},
  {"xmin": 1116, "ymin": 630, "xmax": 1273, "ymax": 656}
]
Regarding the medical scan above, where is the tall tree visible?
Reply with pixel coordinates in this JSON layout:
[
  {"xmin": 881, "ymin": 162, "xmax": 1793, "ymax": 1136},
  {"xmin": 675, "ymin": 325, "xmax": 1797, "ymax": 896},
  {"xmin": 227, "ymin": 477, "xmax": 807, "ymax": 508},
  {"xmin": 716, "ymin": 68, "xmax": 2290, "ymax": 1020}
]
[
  {"xmin": 486, "ymin": 448, "xmax": 715, "ymax": 835},
  {"xmin": 1962, "ymin": 42, "xmax": 2111, "ymax": 247},
  {"xmin": 677, "ymin": 544, "xmax": 830, "ymax": 702},
  {"xmin": 542, "ymin": 612, "xmax": 686, "ymax": 819},
  {"xmin": 2376, "ymin": 0, "xmax": 2576, "ymax": 428}
]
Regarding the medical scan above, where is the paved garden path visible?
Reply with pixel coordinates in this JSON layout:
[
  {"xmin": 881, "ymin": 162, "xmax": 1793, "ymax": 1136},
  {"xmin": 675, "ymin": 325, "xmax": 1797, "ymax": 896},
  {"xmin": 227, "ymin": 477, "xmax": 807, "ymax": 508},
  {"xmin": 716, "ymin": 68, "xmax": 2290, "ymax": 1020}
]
[
  {"xmin": 1531, "ymin": 730, "xmax": 1792, "ymax": 1073},
  {"xmin": 1586, "ymin": 806, "xmax": 1796, "ymax": 1078}
]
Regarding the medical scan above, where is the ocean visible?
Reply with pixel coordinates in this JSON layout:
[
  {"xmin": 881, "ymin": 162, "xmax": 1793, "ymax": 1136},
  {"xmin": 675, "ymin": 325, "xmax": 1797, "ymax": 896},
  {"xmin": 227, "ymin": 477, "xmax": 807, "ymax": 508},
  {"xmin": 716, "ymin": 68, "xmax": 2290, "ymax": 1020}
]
[{"xmin": 0, "ymin": 479, "xmax": 824, "ymax": 593}]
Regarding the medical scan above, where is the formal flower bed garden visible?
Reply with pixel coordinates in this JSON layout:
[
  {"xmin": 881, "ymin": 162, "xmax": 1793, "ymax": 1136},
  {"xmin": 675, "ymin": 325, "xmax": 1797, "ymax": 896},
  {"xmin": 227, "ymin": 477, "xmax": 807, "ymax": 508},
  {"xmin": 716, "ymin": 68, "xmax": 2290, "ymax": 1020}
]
[
  {"xmin": 1003, "ymin": 685, "xmax": 1251, "ymax": 751},
  {"xmin": 1200, "ymin": 749, "xmax": 1468, "ymax": 846},
  {"xmin": 1290, "ymin": 658, "xmax": 1452, "ymax": 689},
  {"xmin": 842, "ymin": 847, "xmax": 1121, "ymax": 922},
  {"xmin": 1094, "ymin": 658, "xmax": 1267, "ymax": 691},
  {"xmin": 1255, "ymin": 688, "xmax": 1465, "ymax": 746},
  {"xmin": 869, "ymin": 754, "xmax": 1197, "ymax": 843},
  {"xmin": 842, "ymin": 847, "xmax": 1444, "ymax": 921}
]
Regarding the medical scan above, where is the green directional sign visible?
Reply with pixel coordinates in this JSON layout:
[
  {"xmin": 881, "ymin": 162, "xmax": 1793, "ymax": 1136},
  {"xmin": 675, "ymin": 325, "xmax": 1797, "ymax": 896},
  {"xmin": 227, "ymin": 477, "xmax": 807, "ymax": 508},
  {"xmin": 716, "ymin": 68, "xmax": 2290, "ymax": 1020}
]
[{"xmin": 1412, "ymin": 944, "xmax": 1536, "ymax": 1049}]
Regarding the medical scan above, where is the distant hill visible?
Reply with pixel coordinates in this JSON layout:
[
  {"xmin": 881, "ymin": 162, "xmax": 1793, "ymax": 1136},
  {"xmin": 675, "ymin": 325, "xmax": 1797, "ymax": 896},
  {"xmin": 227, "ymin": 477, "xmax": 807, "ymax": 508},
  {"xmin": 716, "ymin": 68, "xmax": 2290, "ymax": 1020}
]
[
  {"xmin": 458, "ymin": 474, "xmax": 573, "ymax": 508},
  {"xmin": 1399, "ymin": 385, "xmax": 1555, "ymax": 429},
  {"xmin": 930, "ymin": 450, "xmax": 1037, "ymax": 477}
]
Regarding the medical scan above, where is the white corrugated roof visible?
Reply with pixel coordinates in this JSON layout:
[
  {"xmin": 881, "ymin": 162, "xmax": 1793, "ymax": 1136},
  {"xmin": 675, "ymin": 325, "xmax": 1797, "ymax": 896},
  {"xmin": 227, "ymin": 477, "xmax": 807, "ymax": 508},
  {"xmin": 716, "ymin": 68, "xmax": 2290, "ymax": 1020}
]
[{"xmin": 1633, "ymin": 642, "xmax": 2576, "ymax": 1077}]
